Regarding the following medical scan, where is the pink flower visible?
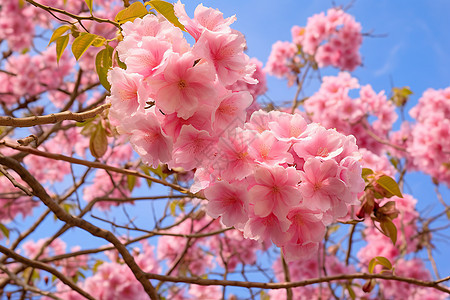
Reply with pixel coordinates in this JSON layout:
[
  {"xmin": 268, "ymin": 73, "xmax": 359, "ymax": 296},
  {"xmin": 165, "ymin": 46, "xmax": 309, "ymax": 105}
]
[
  {"xmin": 149, "ymin": 52, "xmax": 216, "ymax": 119},
  {"xmin": 268, "ymin": 113, "xmax": 308, "ymax": 142},
  {"xmin": 244, "ymin": 212, "xmax": 292, "ymax": 245},
  {"xmin": 107, "ymin": 68, "xmax": 150, "ymax": 123},
  {"xmin": 124, "ymin": 37, "xmax": 172, "ymax": 78},
  {"xmin": 293, "ymin": 125, "xmax": 345, "ymax": 161},
  {"xmin": 193, "ymin": 30, "xmax": 255, "ymax": 85},
  {"xmin": 248, "ymin": 165, "xmax": 302, "ymax": 221},
  {"xmin": 248, "ymin": 131, "xmax": 293, "ymax": 166},
  {"xmin": 213, "ymin": 90, "xmax": 253, "ymax": 133},
  {"xmin": 204, "ymin": 181, "xmax": 249, "ymax": 228},
  {"xmin": 299, "ymin": 158, "xmax": 346, "ymax": 214},
  {"xmin": 282, "ymin": 207, "xmax": 325, "ymax": 261},
  {"xmin": 171, "ymin": 125, "xmax": 217, "ymax": 170},
  {"xmin": 124, "ymin": 109, "xmax": 173, "ymax": 168},
  {"xmin": 174, "ymin": 1, "xmax": 236, "ymax": 40},
  {"xmin": 214, "ymin": 128, "xmax": 256, "ymax": 180}
]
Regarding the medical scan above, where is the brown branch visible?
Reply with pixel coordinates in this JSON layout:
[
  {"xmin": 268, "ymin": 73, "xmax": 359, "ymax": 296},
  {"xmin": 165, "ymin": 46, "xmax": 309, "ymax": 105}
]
[
  {"xmin": 361, "ymin": 122, "xmax": 407, "ymax": 152},
  {"xmin": 0, "ymin": 265, "xmax": 62, "ymax": 300},
  {"xmin": 281, "ymin": 254, "xmax": 293, "ymax": 300},
  {"xmin": 0, "ymin": 154, "xmax": 160, "ymax": 300},
  {"xmin": 24, "ymin": 0, "xmax": 120, "ymax": 28},
  {"xmin": 0, "ymin": 140, "xmax": 192, "ymax": 195},
  {"xmin": 145, "ymin": 272, "xmax": 450, "ymax": 294},
  {"xmin": 345, "ymin": 223, "xmax": 356, "ymax": 266},
  {"xmin": 290, "ymin": 63, "xmax": 311, "ymax": 114},
  {"xmin": 0, "ymin": 246, "xmax": 94, "ymax": 300},
  {"xmin": 0, "ymin": 104, "xmax": 110, "ymax": 127},
  {"xmin": 0, "ymin": 165, "xmax": 32, "ymax": 196}
]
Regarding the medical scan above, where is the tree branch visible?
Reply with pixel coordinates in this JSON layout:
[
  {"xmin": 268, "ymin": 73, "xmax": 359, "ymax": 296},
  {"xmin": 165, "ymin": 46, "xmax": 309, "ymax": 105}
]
[
  {"xmin": 0, "ymin": 247, "xmax": 93, "ymax": 300},
  {"xmin": 24, "ymin": 0, "xmax": 120, "ymax": 28},
  {"xmin": 0, "ymin": 104, "xmax": 110, "ymax": 127},
  {"xmin": 145, "ymin": 272, "xmax": 450, "ymax": 294},
  {"xmin": 0, "ymin": 140, "xmax": 192, "ymax": 195},
  {"xmin": 0, "ymin": 154, "xmax": 160, "ymax": 300}
]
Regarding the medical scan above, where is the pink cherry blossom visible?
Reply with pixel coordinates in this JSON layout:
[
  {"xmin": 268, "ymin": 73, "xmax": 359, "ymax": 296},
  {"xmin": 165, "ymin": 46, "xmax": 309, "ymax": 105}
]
[
  {"xmin": 204, "ymin": 180, "xmax": 249, "ymax": 228},
  {"xmin": 149, "ymin": 52, "xmax": 216, "ymax": 119}
]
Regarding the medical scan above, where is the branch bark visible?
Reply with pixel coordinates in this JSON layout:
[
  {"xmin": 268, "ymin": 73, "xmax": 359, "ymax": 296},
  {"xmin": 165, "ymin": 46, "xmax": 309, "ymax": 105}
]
[
  {"xmin": 0, "ymin": 103, "xmax": 110, "ymax": 127},
  {"xmin": 145, "ymin": 272, "xmax": 450, "ymax": 294},
  {"xmin": 0, "ymin": 154, "xmax": 160, "ymax": 300}
]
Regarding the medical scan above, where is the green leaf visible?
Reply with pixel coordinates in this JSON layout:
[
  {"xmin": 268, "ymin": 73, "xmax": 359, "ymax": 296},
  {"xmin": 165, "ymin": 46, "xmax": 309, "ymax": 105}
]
[
  {"xmin": 139, "ymin": 165, "xmax": 153, "ymax": 187},
  {"xmin": 169, "ymin": 201, "xmax": 177, "ymax": 216},
  {"xmin": 77, "ymin": 271, "xmax": 86, "ymax": 279},
  {"xmin": 391, "ymin": 86, "xmax": 413, "ymax": 107},
  {"xmin": 389, "ymin": 157, "xmax": 399, "ymax": 169},
  {"xmin": 374, "ymin": 256, "xmax": 392, "ymax": 270},
  {"xmin": 92, "ymin": 36, "xmax": 106, "ymax": 47},
  {"xmin": 89, "ymin": 123, "xmax": 108, "ymax": 159},
  {"xmin": 115, "ymin": 2, "xmax": 148, "ymax": 24},
  {"xmin": 55, "ymin": 35, "xmax": 70, "ymax": 63},
  {"xmin": 346, "ymin": 284, "xmax": 356, "ymax": 300},
  {"xmin": 48, "ymin": 25, "xmax": 71, "ymax": 46},
  {"xmin": 260, "ymin": 291, "xmax": 270, "ymax": 300},
  {"xmin": 114, "ymin": 50, "xmax": 127, "ymax": 69},
  {"xmin": 127, "ymin": 174, "xmax": 136, "ymax": 192},
  {"xmin": 368, "ymin": 258, "xmax": 377, "ymax": 274},
  {"xmin": 62, "ymin": 203, "xmax": 73, "ymax": 214},
  {"xmin": 92, "ymin": 260, "xmax": 104, "ymax": 273},
  {"xmin": 72, "ymin": 33, "xmax": 100, "ymax": 60},
  {"xmin": 0, "ymin": 224, "xmax": 9, "ymax": 239},
  {"xmin": 85, "ymin": 0, "xmax": 93, "ymax": 14},
  {"xmin": 361, "ymin": 168, "xmax": 374, "ymax": 178},
  {"xmin": 95, "ymin": 45, "xmax": 113, "ymax": 91},
  {"xmin": 146, "ymin": 0, "xmax": 185, "ymax": 31},
  {"xmin": 376, "ymin": 175, "xmax": 403, "ymax": 198},
  {"xmin": 380, "ymin": 219, "xmax": 397, "ymax": 245},
  {"xmin": 368, "ymin": 256, "xmax": 393, "ymax": 274}
]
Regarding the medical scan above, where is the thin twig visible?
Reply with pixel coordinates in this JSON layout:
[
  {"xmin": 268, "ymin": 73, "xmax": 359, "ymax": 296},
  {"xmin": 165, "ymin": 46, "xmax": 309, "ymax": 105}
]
[
  {"xmin": 0, "ymin": 140, "xmax": 192, "ymax": 195},
  {"xmin": 0, "ymin": 246, "xmax": 94, "ymax": 300},
  {"xmin": 0, "ymin": 265, "xmax": 62, "ymax": 300},
  {"xmin": 144, "ymin": 272, "xmax": 450, "ymax": 294},
  {"xmin": 24, "ymin": 0, "xmax": 120, "ymax": 28},
  {"xmin": 0, "ymin": 165, "xmax": 32, "ymax": 196}
]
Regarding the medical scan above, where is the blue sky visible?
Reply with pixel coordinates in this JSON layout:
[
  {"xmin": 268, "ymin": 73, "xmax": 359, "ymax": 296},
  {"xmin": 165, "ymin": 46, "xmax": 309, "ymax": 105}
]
[{"xmin": 181, "ymin": 0, "xmax": 450, "ymax": 105}]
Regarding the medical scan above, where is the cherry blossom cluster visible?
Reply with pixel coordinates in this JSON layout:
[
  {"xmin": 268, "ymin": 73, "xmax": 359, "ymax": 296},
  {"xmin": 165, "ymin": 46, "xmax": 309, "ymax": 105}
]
[
  {"xmin": 108, "ymin": 3, "xmax": 266, "ymax": 169},
  {"xmin": 0, "ymin": 46, "xmax": 74, "ymax": 107},
  {"xmin": 196, "ymin": 110, "xmax": 364, "ymax": 261},
  {"xmin": 408, "ymin": 87, "xmax": 450, "ymax": 186},
  {"xmin": 265, "ymin": 8, "xmax": 362, "ymax": 81},
  {"xmin": 304, "ymin": 72, "xmax": 397, "ymax": 154},
  {"xmin": 293, "ymin": 8, "xmax": 362, "ymax": 71},
  {"xmin": 264, "ymin": 41, "xmax": 298, "ymax": 84},
  {"xmin": 108, "ymin": 3, "xmax": 365, "ymax": 262},
  {"xmin": 0, "ymin": 0, "xmax": 119, "ymax": 52}
]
